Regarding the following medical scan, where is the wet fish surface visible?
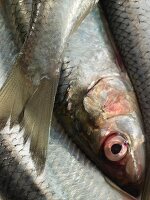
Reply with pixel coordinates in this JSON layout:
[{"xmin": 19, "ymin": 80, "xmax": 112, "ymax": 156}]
[
  {"xmin": 0, "ymin": 1, "xmax": 136, "ymax": 200},
  {"xmin": 100, "ymin": 1, "xmax": 150, "ymax": 199},
  {"xmin": 0, "ymin": 0, "xmax": 98, "ymax": 170},
  {"xmin": 55, "ymin": 6, "xmax": 145, "ymax": 198}
]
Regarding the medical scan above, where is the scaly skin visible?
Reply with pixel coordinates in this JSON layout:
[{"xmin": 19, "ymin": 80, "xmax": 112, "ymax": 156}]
[{"xmin": 0, "ymin": 125, "xmax": 52, "ymax": 200}]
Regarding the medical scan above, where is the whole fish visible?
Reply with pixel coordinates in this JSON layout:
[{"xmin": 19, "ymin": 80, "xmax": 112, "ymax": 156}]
[
  {"xmin": 0, "ymin": 0, "xmax": 98, "ymax": 170},
  {"xmin": 55, "ymin": 6, "xmax": 145, "ymax": 198},
  {"xmin": 0, "ymin": 1, "xmax": 136, "ymax": 199},
  {"xmin": 100, "ymin": 1, "xmax": 150, "ymax": 199}
]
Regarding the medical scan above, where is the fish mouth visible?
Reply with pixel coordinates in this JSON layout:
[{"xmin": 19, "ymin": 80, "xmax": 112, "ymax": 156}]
[
  {"xmin": 99, "ymin": 160, "xmax": 143, "ymax": 197},
  {"xmin": 104, "ymin": 176, "xmax": 140, "ymax": 200}
]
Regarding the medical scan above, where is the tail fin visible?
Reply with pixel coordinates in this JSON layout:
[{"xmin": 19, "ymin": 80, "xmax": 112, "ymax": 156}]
[
  {"xmin": 0, "ymin": 63, "xmax": 59, "ymax": 172},
  {"xmin": 0, "ymin": 64, "xmax": 32, "ymax": 129},
  {"xmin": 22, "ymin": 78, "xmax": 58, "ymax": 172}
]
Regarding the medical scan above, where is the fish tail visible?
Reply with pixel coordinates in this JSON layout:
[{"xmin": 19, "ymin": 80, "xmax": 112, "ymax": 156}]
[
  {"xmin": 22, "ymin": 77, "xmax": 58, "ymax": 172},
  {"xmin": 0, "ymin": 63, "xmax": 32, "ymax": 130},
  {"xmin": 0, "ymin": 63, "xmax": 58, "ymax": 172}
]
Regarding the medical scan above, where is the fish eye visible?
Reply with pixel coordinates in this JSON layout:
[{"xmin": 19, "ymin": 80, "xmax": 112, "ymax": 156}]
[
  {"xmin": 97, "ymin": 131, "xmax": 144, "ymax": 197},
  {"xmin": 103, "ymin": 134, "xmax": 128, "ymax": 162}
]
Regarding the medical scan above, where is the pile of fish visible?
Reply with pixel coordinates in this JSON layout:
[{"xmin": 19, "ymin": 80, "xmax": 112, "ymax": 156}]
[{"xmin": 0, "ymin": 0, "xmax": 150, "ymax": 199}]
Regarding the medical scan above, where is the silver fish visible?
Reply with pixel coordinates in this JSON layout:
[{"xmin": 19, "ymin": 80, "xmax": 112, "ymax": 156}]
[
  {"xmin": 0, "ymin": 0, "xmax": 98, "ymax": 170},
  {"xmin": 0, "ymin": 2, "xmax": 136, "ymax": 199},
  {"xmin": 55, "ymin": 6, "xmax": 145, "ymax": 198}
]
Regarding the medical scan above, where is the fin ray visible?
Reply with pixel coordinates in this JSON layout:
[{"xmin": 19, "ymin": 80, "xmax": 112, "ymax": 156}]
[
  {"xmin": 23, "ymin": 77, "xmax": 59, "ymax": 172},
  {"xmin": 0, "ymin": 62, "xmax": 59, "ymax": 172},
  {"xmin": 0, "ymin": 64, "xmax": 32, "ymax": 129}
]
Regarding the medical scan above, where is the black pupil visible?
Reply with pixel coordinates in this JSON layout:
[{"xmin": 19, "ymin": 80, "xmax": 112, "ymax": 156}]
[{"xmin": 111, "ymin": 144, "xmax": 122, "ymax": 154}]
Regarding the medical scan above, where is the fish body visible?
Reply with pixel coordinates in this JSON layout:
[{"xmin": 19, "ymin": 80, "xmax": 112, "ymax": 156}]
[
  {"xmin": 55, "ymin": 6, "xmax": 145, "ymax": 198},
  {"xmin": 0, "ymin": 0, "xmax": 98, "ymax": 170},
  {"xmin": 100, "ymin": 1, "xmax": 150, "ymax": 199},
  {"xmin": 0, "ymin": 2, "xmax": 136, "ymax": 199}
]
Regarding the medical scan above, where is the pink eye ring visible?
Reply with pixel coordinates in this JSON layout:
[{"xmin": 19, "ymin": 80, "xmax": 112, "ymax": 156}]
[{"xmin": 104, "ymin": 135, "xmax": 128, "ymax": 162}]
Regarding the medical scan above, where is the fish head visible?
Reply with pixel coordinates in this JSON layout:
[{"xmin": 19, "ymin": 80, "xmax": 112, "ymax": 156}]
[
  {"xmin": 97, "ymin": 116, "xmax": 145, "ymax": 197},
  {"xmin": 67, "ymin": 76, "xmax": 145, "ymax": 197}
]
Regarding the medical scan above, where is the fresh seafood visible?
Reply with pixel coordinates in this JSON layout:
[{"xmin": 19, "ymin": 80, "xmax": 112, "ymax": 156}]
[
  {"xmin": 0, "ymin": 0, "xmax": 98, "ymax": 170},
  {"xmin": 0, "ymin": 1, "xmax": 136, "ymax": 199},
  {"xmin": 100, "ymin": 1, "xmax": 150, "ymax": 199},
  {"xmin": 55, "ymin": 6, "xmax": 145, "ymax": 198}
]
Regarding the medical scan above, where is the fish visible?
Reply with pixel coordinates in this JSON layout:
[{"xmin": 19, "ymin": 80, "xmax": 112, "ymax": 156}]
[
  {"xmin": 55, "ymin": 5, "xmax": 145, "ymax": 198},
  {"xmin": 0, "ymin": 0, "xmax": 98, "ymax": 171},
  {"xmin": 0, "ymin": 1, "xmax": 136, "ymax": 199},
  {"xmin": 100, "ymin": 1, "xmax": 150, "ymax": 199}
]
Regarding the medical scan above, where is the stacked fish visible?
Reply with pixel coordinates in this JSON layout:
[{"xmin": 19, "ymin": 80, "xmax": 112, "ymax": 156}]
[{"xmin": 0, "ymin": 0, "xmax": 149, "ymax": 199}]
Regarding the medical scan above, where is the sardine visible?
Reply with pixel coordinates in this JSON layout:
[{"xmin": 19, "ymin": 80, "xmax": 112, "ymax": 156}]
[
  {"xmin": 55, "ymin": 6, "xmax": 145, "ymax": 198},
  {"xmin": 0, "ymin": 0, "xmax": 98, "ymax": 170},
  {"xmin": 100, "ymin": 1, "xmax": 150, "ymax": 199},
  {"xmin": 0, "ymin": 1, "xmax": 136, "ymax": 199}
]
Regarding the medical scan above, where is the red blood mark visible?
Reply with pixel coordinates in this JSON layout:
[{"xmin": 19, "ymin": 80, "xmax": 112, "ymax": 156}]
[{"xmin": 103, "ymin": 90, "xmax": 132, "ymax": 117}]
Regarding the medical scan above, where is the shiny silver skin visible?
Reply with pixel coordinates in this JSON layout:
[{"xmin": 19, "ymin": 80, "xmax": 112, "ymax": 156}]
[
  {"xmin": 0, "ymin": 0, "xmax": 98, "ymax": 170},
  {"xmin": 55, "ymin": 6, "xmax": 145, "ymax": 198},
  {"xmin": 0, "ymin": 124, "xmax": 52, "ymax": 200},
  {"xmin": 0, "ymin": 1, "xmax": 136, "ymax": 199}
]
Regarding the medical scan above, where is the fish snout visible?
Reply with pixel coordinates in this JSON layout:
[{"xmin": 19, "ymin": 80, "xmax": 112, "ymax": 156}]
[{"xmin": 125, "ymin": 142, "xmax": 145, "ymax": 188}]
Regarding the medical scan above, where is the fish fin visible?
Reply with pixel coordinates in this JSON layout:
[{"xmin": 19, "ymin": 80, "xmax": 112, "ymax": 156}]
[
  {"xmin": 0, "ymin": 64, "xmax": 32, "ymax": 130},
  {"xmin": 23, "ymin": 78, "xmax": 58, "ymax": 173}
]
